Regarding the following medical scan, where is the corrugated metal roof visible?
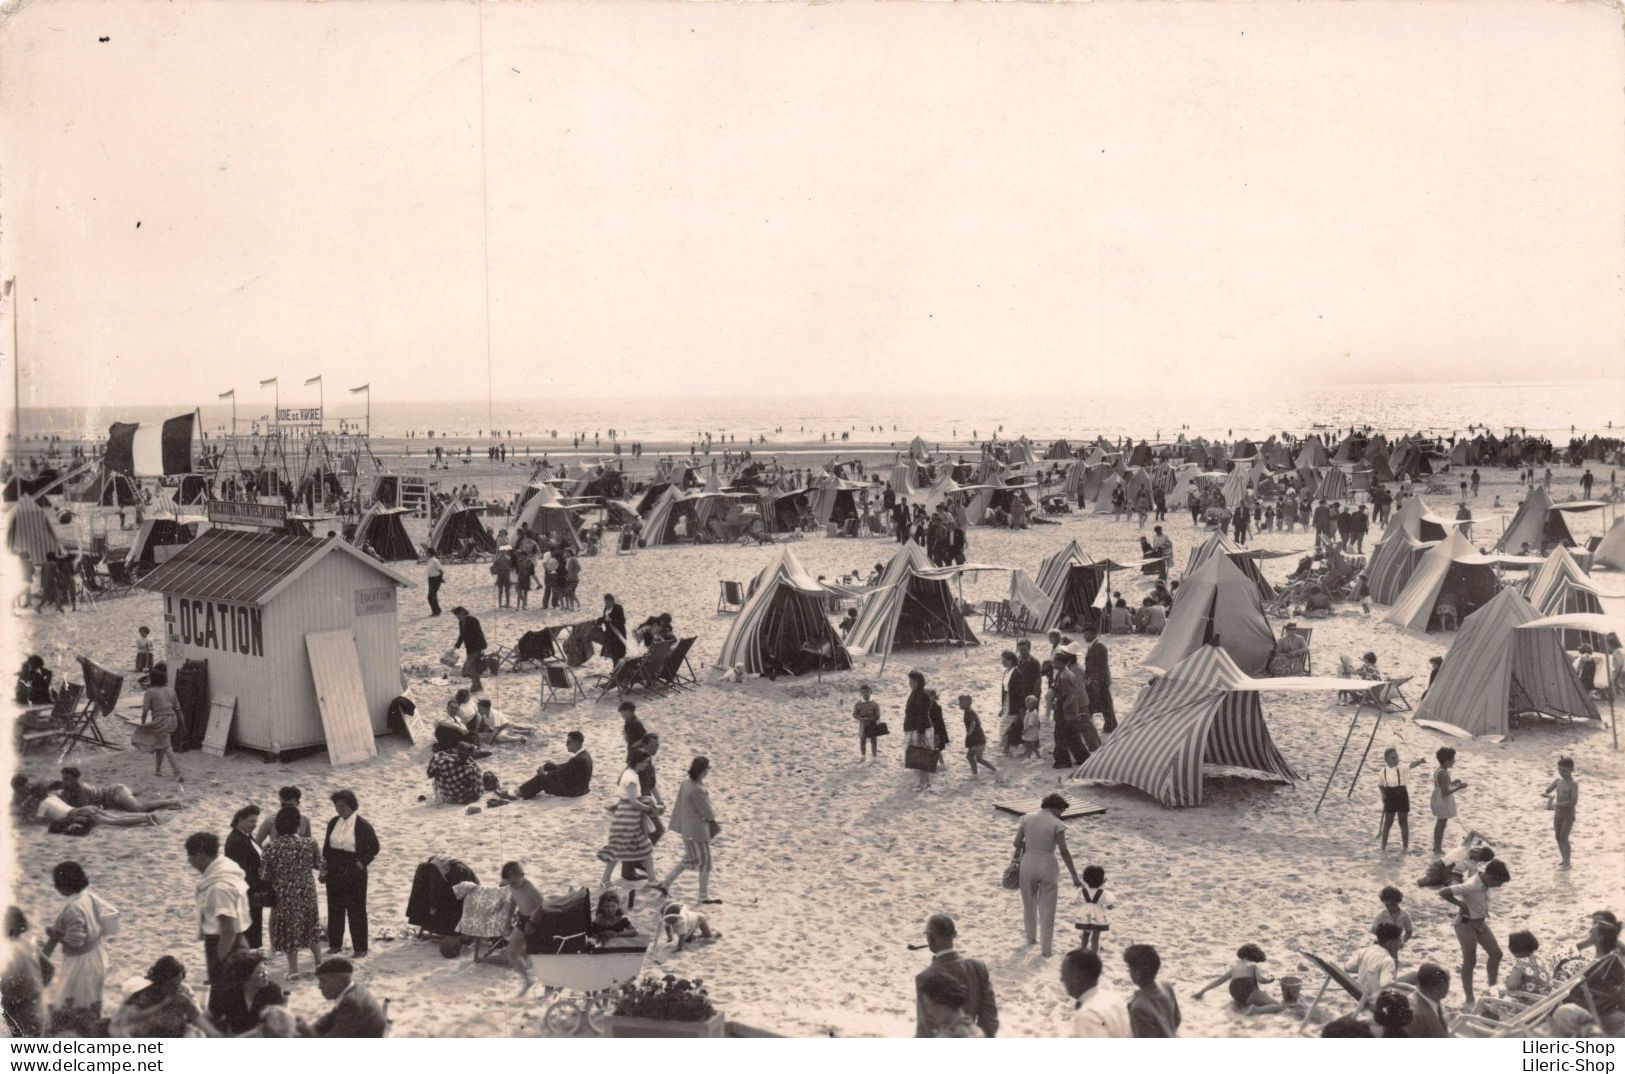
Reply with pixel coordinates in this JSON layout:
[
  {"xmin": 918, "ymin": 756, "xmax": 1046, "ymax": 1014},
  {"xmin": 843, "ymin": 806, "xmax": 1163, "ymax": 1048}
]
[{"xmin": 135, "ymin": 528, "xmax": 413, "ymax": 604}]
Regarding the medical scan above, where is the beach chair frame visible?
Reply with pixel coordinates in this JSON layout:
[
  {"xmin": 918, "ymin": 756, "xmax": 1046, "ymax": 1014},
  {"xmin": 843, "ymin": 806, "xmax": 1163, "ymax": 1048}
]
[
  {"xmin": 539, "ymin": 662, "xmax": 585, "ymax": 707},
  {"xmin": 654, "ymin": 637, "xmax": 698, "ymax": 691},
  {"xmin": 717, "ymin": 581, "xmax": 745, "ymax": 614},
  {"xmin": 17, "ymin": 682, "xmax": 85, "ymax": 754}
]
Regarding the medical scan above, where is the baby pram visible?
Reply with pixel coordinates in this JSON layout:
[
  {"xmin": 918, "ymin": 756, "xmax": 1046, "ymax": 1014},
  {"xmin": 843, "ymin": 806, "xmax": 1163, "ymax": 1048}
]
[
  {"xmin": 526, "ymin": 887, "xmax": 649, "ymax": 1036},
  {"xmin": 405, "ymin": 857, "xmax": 480, "ymax": 938}
]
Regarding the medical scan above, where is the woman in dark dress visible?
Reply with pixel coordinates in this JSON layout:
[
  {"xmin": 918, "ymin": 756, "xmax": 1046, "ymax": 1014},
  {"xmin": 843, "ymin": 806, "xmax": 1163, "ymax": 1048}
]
[
  {"xmin": 213, "ymin": 950, "xmax": 286, "ymax": 1035},
  {"xmin": 599, "ymin": 594, "xmax": 628, "ymax": 663},
  {"xmin": 223, "ymin": 806, "xmax": 264, "ymax": 950}
]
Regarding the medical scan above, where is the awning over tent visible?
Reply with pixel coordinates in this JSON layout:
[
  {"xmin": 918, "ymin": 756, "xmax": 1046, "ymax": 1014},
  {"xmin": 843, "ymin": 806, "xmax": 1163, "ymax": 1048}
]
[
  {"xmin": 1385, "ymin": 530, "xmax": 1502, "ymax": 632},
  {"xmin": 714, "ymin": 547, "xmax": 850, "ymax": 677},
  {"xmin": 1412, "ymin": 589, "xmax": 1598, "ymax": 740},
  {"xmin": 1073, "ymin": 646, "xmax": 1344, "ymax": 808}
]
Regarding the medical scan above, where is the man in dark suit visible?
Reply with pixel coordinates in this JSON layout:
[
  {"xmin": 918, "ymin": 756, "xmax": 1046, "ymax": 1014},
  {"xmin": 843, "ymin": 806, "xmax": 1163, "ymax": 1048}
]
[
  {"xmin": 914, "ymin": 913, "xmax": 998, "ymax": 1038},
  {"xmin": 1082, "ymin": 626, "xmax": 1117, "ymax": 733},
  {"xmin": 1408, "ymin": 962, "xmax": 1451, "ymax": 1037},
  {"xmin": 518, "ymin": 731, "xmax": 593, "ymax": 798},
  {"xmin": 451, "ymin": 606, "xmax": 488, "ymax": 693},
  {"xmin": 307, "ymin": 958, "xmax": 387, "ymax": 1037},
  {"xmin": 1009, "ymin": 638, "xmax": 1042, "ymax": 735},
  {"xmin": 322, "ymin": 790, "xmax": 379, "ymax": 958}
]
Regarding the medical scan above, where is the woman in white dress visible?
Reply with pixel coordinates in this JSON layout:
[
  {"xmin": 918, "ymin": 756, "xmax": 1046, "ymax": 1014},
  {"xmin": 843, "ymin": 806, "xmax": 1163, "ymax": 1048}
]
[{"xmin": 43, "ymin": 862, "xmax": 118, "ymax": 1019}]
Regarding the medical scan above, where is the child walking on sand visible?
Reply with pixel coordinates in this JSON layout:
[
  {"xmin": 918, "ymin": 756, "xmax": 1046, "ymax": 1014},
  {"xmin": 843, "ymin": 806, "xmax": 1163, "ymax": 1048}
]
[
  {"xmin": 1073, "ymin": 864, "xmax": 1113, "ymax": 954},
  {"xmin": 959, "ymin": 695, "xmax": 999, "ymax": 782},
  {"xmin": 134, "ymin": 626, "xmax": 154, "ymax": 675},
  {"xmin": 1021, "ymin": 695, "xmax": 1041, "ymax": 760},
  {"xmin": 1541, "ymin": 756, "xmax": 1578, "ymax": 870}
]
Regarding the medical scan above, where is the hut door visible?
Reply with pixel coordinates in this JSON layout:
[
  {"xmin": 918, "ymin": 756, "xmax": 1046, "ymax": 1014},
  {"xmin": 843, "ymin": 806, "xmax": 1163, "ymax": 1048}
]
[{"xmin": 304, "ymin": 629, "xmax": 378, "ymax": 766}]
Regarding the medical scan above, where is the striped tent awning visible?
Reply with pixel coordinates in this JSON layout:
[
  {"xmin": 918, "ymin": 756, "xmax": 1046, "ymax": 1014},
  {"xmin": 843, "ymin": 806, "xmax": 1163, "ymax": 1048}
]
[
  {"xmin": 1074, "ymin": 646, "xmax": 1313, "ymax": 808},
  {"xmin": 5, "ymin": 495, "xmax": 64, "ymax": 562}
]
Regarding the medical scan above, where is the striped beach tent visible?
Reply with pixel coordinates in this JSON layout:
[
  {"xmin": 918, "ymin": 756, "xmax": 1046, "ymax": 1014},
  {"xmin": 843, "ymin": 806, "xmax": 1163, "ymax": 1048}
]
[
  {"xmin": 1219, "ymin": 467, "xmax": 1249, "ymax": 509},
  {"xmin": 427, "ymin": 505, "xmax": 497, "ymax": 556},
  {"xmin": 1412, "ymin": 588, "xmax": 1596, "ymax": 740},
  {"xmin": 1181, "ymin": 531, "xmax": 1274, "ymax": 603},
  {"xmin": 714, "ymin": 547, "xmax": 850, "ymax": 676},
  {"xmin": 1384, "ymin": 529, "xmax": 1501, "ymax": 632},
  {"xmin": 1525, "ymin": 545, "xmax": 1604, "ymax": 649},
  {"xmin": 5, "ymin": 494, "xmax": 64, "ymax": 562},
  {"xmin": 1295, "ymin": 439, "xmax": 1329, "ymax": 470},
  {"xmin": 513, "ymin": 482, "xmax": 582, "ymax": 551},
  {"xmin": 1496, "ymin": 486, "xmax": 1573, "ymax": 553},
  {"xmin": 811, "ymin": 473, "xmax": 865, "ymax": 527},
  {"xmin": 844, "ymin": 541, "xmax": 990, "ymax": 658},
  {"xmin": 1073, "ymin": 645, "xmax": 1335, "ymax": 808},
  {"xmin": 1313, "ymin": 466, "xmax": 1349, "ymax": 502},
  {"xmin": 1149, "ymin": 553, "xmax": 1276, "ymax": 675},
  {"xmin": 350, "ymin": 505, "xmax": 417, "ymax": 561},
  {"xmin": 1366, "ymin": 496, "xmax": 1451, "ymax": 604},
  {"xmin": 1032, "ymin": 541, "xmax": 1107, "ymax": 632},
  {"xmin": 639, "ymin": 486, "xmax": 694, "ymax": 547}
]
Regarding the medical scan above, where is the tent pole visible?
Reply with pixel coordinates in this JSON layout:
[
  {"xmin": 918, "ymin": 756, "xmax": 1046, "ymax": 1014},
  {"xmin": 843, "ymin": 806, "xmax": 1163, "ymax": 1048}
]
[
  {"xmin": 1346, "ymin": 697, "xmax": 1383, "ymax": 798},
  {"xmin": 1607, "ymin": 647, "xmax": 1618, "ymax": 751},
  {"xmin": 1316, "ymin": 703, "xmax": 1366, "ymax": 815}
]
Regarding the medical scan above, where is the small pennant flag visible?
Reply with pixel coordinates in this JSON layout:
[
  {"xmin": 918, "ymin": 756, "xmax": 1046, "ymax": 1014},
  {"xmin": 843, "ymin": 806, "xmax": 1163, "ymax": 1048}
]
[
  {"xmin": 304, "ymin": 375, "xmax": 322, "ymax": 387},
  {"xmin": 349, "ymin": 384, "xmax": 369, "ymax": 394},
  {"xmin": 218, "ymin": 388, "xmax": 234, "ymax": 399},
  {"xmin": 259, "ymin": 377, "xmax": 277, "ymax": 387}
]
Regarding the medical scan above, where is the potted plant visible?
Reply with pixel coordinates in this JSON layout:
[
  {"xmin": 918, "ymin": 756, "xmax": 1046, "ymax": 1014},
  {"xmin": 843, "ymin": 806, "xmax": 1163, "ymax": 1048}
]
[{"xmin": 602, "ymin": 974, "xmax": 725, "ymax": 1038}]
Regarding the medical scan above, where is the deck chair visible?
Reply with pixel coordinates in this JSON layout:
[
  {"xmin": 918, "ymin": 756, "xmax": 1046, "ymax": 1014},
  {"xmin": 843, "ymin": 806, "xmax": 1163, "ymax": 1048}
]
[
  {"xmin": 17, "ymin": 682, "xmax": 84, "ymax": 754},
  {"xmin": 717, "ymin": 581, "xmax": 746, "ymax": 614},
  {"xmin": 616, "ymin": 530, "xmax": 637, "ymax": 555},
  {"xmin": 1285, "ymin": 625, "xmax": 1313, "ymax": 671},
  {"xmin": 1452, "ymin": 952, "xmax": 1623, "ymax": 1037},
  {"xmin": 594, "ymin": 654, "xmax": 648, "ymax": 700},
  {"xmin": 654, "ymin": 637, "xmax": 698, "ymax": 691},
  {"xmin": 59, "ymin": 658, "xmax": 124, "ymax": 759},
  {"xmin": 980, "ymin": 600, "xmax": 1003, "ymax": 632},
  {"xmin": 1295, "ymin": 950, "xmax": 1365, "ymax": 1028},
  {"xmin": 498, "ymin": 629, "xmax": 558, "ymax": 672},
  {"xmin": 636, "ymin": 639, "xmax": 677, "ymax": 695},
  {"xmin": 539, "ymin": 661, "xmax": 585, "ymax": 707}
]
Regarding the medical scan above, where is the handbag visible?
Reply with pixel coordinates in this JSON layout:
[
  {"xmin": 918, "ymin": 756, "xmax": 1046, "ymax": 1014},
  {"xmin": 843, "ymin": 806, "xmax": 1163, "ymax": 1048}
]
[
  {"xmin": 440, "ymin": 649, "xmax": 460, "ymax": 669},
  {"xmin": 1001, "ymin": 852, "xmax": 1021, "ymax": 891},
  {"xmin": 904, "ymin": 744, "xmax": 940, "ymax": 773},
  {"xmin": 871, "ymin": 722, "xmax": 890, "ymax": 738},
  {"xmin": 250, "ymin": 886, "xmax": 278, "ymax": 910}
]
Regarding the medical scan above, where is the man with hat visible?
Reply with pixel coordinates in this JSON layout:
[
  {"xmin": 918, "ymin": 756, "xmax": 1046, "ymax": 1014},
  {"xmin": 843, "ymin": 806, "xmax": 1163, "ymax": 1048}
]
[
  {"xmin": 914, "ymin": 913, "xmax": 998, "ymax": 1038},
  {"xmin": 306, "ymin": 957, "xmax": 386, "ymax": 1037}
]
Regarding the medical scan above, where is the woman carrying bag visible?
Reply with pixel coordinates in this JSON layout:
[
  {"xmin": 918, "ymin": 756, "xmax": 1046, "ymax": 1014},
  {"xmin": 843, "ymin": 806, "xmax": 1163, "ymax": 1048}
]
[{"xmin": 902, "ymin": 673, "xmax": 948, "ymax": 792}]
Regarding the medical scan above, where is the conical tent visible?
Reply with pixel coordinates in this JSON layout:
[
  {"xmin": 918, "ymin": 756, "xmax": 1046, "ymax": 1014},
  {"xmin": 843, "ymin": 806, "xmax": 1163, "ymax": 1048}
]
[
  {"xmin": 908, "ymin": 436, "xmax": 931, "ymax": 462},
  {"xmin": 1363, "ymin": 440, "xmax": 1396, "ymax": 482},
  {"xmin": 1046, "ymin": 439, "xmax": 1073, "ymax": 460},
  {"xmin": 351, "ymin": 505, "xmax": 418, "ymax": 561},
  {"xmin": 1525, "ymin": 545, "xmax": 1604, "ymax": 649},
  {"xmin": 1595, "ymin": 516, "xmax": 1625, "ymax": 570},
  {"xmin": 641, "ymin": 486, "xmax": 699, "ymax": 547},
  {"xmin": 1093, "ymin": 473, "xmax": 1125, "ymax": 514},
  {"xmin": 1366, "ymin": 496, "xmax": 1450, "ymax": 604},
  {"xmin": 1181, "ymin": 531, "xmax": 1274, "ymax": 603},
  {"xmin": 427, "ymin": 506, "xmax": 497, "ymax": 556},
  {"xmin": 6, "ymin": 495, "xmax": 64, "ymax": 562},
  {"xmin": 714, "ymin": 547, "xmax": 851, "ymax": 676},
  {"xmin": 1313, "ymin": 466, "xmax": 1349, "ymax": 501},
  {"xmin": 1073, "ymin": 646, "xmax": 1305, "ymax": 808},
  {"xmin": 844, "ymin": 541, "xmax": 979, "ymax": 657},
  {"xmin": 1009, "ymin": 438, "xmax": 1036, "ymax": 466},
  {"xmin": 811, "ymin": 474, "xmax": 864, "ymax": 527},
  {"xmin": 1412, "ymin": 588, "xmax": 1597, "ymax": 739},
  {"xmin": 1220, "ymin": 467, "xmax": 1249, "ymax": 508},
  {"xmin": 1296, "ymin": 440, "xmax": 1329, "ymax": 470},
  {"xmin": 1033, "ymin": 540, "xmax": 1107, "ymax": 632},
  {"xmin": 1147, "ymin": 554, "xmax": 1276, "ymax": 675},
  {"xmin": 1384, "ymin": 529, "xmax": 1500, "ymax": 632},
  {"xmin": 1495, "ymin": 486, "xmax": 1574, "ymax": 554},
  {"xmin": 513, "ymin": 483, "xmax": 583, "ymax": 550}
]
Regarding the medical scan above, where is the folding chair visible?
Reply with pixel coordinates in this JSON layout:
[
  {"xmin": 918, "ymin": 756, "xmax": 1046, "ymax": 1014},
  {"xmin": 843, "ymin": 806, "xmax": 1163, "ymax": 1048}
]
[
  {"xmin": 60, "ymin": 658, "xmax": 124, "ymax": 759},
  {"xmin": 17, "ymin": 682, "xmax": 84, "ymax": 754},
  {"xmin": 1295, "ymin": 950, "xmax": 1365, "ymax": 1028},
  {"xmin": 636, "ymin": 640, "xmax": 677, "ymax": 695},
  {"xmin": 594, "ymin": 655, "xmax": 647, "ymax": 701},
  {"xmin": 654, "ymin": 637, "xmax": 698, "ymax": 691},
  {"xmin": 980, "ymin": 600, "xmax": 1002, "ymax": 631},
  {"xmin": 498, "ymin": 629, "xmax": 558, "ymax": 672},
  {"xmin": 539, "ymin": 661, "xmax": 585, "ymax": 707},
  {"xmin": 1451, "ymin": 952, "xmax": 1622, "ymax": 1037},
  {"xmin": 1285, "ymin": 625, "xmax": 1313, "ymax": 672},
  {"xmin": 717, "ymin": 580, "xmax": 746, "ymax": 614}
]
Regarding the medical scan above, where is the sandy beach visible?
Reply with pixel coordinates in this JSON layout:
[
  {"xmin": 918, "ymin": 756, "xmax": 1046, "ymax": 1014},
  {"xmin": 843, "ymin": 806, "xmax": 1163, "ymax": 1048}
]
[{"xmin": 6, "ymin": 453, "xmax": 1622, "ymax": 1038}]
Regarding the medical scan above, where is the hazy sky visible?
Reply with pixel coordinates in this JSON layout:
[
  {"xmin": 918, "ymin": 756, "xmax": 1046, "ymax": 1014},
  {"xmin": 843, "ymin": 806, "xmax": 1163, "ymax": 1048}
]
[{"xmin": 4, "ymin": 0, "xmax": 1623, "ymax": 408}]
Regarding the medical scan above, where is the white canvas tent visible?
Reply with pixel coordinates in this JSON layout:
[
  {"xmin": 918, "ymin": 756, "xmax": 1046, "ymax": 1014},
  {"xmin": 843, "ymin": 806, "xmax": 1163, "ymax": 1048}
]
[{"xmin": 1147, "ymin": 553, "xmax": 1277, "ymax": 675}]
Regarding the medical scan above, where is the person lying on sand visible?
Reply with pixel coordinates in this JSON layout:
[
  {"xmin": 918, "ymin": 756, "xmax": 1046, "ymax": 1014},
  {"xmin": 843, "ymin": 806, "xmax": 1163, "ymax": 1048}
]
[
  {"xmin": 58, "ymin": 766, "xmax": 184, "ymax": 813},
  {"xmin": 11, "ymin": 776, "xmax": 166, "ymax": 831}
]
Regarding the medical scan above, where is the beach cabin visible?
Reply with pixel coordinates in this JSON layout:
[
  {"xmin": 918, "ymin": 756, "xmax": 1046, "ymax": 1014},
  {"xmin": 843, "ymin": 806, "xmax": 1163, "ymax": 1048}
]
[{"xmin": 135, "ymin": 529, "xmax": 414, "ymax": 762}]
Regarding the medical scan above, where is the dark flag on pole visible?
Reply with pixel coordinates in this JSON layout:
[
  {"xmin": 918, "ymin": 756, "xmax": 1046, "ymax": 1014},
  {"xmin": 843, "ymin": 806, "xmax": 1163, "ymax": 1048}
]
[{"xmin": 105, "ymin": 413, "xmax": 196, "ymax": 476}]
